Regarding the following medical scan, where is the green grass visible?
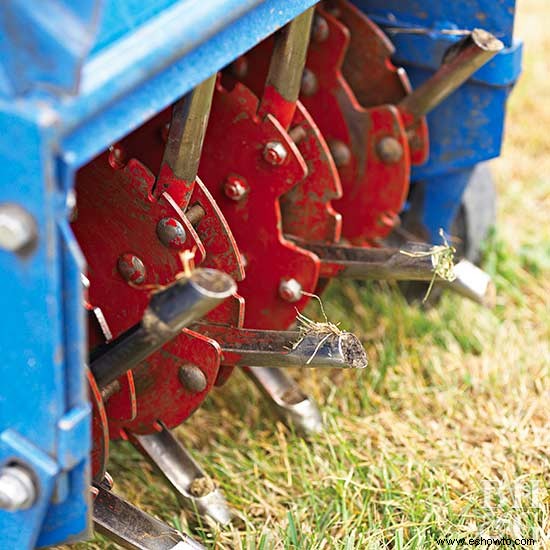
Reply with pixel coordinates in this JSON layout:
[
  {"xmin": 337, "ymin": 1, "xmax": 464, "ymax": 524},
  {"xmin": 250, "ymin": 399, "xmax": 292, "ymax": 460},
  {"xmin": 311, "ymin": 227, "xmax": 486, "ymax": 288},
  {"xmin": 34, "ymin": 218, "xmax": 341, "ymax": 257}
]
[{"xmin": 66, "ymin": 1, "xmax": 550, "ymax": 548}]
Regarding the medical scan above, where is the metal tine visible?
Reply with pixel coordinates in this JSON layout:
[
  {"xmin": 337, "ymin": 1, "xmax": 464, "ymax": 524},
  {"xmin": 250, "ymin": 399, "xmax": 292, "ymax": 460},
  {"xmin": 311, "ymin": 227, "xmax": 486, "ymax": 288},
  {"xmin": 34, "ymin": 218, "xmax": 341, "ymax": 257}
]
[
  {"xmin": 399, "ymin": 29, "xmax": 504, "ymax": 124},
  {"xmin": 155, "ymin": 74, "xmax": 217, "ymax": 201},
  {"xmin": 92, "ymin": 483, "xmax": 205, "ymax": 550},
  {"xmin": 444, "ymin": 259, "xmax": 496, "ymax": 307},
  {"xmin": 129, "ymin": 423, "xmax": 233, "ymax": 527},
  {"xmin": 196, "ymin": 325, "xmax": 368, "ymax": 370},
  {"xmin": 298, "ymin": 240, "xmax": 443, "ymax": 281},
  {"xmin": 244, "ymin": 366, "xmax": 323, "ymax": 437},
  {"xmin": 259, "ymin": 6, "xmax": 315, "ymax": 128},
  {"xmin": 385, "ymin": 227, "xmax": 496, "ymax": 307},
  {"xmin": 90, "ymin": 268, "xmax": 236, "ymax": 390}
]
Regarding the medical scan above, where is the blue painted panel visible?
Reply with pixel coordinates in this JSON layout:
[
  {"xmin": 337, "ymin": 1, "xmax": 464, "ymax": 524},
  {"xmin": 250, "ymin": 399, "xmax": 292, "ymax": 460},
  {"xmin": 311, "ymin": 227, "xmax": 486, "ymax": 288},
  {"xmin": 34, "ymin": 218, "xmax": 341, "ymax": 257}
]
[
  {"xmin": 0, "ymin": 102, "xmax": 90, "ymax": 546},
  {"xmin": 352, "ymin": 0, "xmax": 516, "ymax": 46},
  {"xmin": 59, "ymin": 0, "xmax": 318, "ymax": 170},
  {"xmin": 0, "ymin": 0, "xmax": 101, "ymax": 96},
  {"xmin": 409, "ymin": 68, "xmax": 509, "ymax": 178},
  {"xmin": 92, "ymin": 0, "xmax": 179, "ymax": 54},
  {"xmin": 418, "ymin": 168, "xmax": 473, "ymax": 243}
]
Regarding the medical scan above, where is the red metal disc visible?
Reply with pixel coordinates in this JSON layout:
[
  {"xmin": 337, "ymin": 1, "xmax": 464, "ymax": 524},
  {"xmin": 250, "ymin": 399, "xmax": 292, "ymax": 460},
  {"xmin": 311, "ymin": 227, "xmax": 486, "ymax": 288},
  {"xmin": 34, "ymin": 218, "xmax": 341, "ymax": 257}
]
[
  {"xmin": 333, "ymin": 0, "xmax": 429, "ymax": 165},
  {"xmin": 199, "ymin": 79, "xmax": 321, "ymax": 331},
  {"xmin": 300, "ymin": 7, "xmax": 410, "ymax": 243},
  {"xmin": 73, "ymin": 124, "xmax": 245, "ymax": 443},
  {"xmin": 88, "ymin": 370, "xmax": 109, "ymax": 482}
]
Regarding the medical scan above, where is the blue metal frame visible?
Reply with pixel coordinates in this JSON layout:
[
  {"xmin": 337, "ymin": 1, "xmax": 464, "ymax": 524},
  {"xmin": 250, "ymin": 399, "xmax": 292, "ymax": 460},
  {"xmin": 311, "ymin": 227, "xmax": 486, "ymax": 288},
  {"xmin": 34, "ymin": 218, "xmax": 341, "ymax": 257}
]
[
  {"xmin": 0, "ymin": 1, "xmax": 318, "ymax": 547},
  {"xmin": 355, "ymin": 0, "xmax": 522, "ymax": 243}
]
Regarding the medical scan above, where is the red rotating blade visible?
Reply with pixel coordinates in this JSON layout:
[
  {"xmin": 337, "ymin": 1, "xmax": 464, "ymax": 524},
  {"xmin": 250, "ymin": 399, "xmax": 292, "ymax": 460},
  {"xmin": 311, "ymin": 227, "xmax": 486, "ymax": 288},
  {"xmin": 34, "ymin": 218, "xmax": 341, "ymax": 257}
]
[
  {"xmin": 73, "ymin": 124, "xmax": 245, "ymax": 446},
  {"xmin": 301, "ymin": 6, "xmax": 411, "ymax": 244},
  {"xmin": 233, "ymin": 47, "xmax": 343, "ymax": 245},
  {"xmin": 199, "ymin": 79, "xmax": 321, "ymax": 331},
  {"xmin": 333, "ymin": 0, "xmax": 429, "ymax": 165}
]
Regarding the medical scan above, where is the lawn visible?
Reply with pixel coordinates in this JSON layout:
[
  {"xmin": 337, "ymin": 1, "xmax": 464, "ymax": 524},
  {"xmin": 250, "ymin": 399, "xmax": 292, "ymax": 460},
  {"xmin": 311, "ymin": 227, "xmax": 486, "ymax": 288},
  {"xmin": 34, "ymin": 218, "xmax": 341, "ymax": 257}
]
[{"xmin": 69, "ymin": 1, "xmax": 549, "ymax": 548}]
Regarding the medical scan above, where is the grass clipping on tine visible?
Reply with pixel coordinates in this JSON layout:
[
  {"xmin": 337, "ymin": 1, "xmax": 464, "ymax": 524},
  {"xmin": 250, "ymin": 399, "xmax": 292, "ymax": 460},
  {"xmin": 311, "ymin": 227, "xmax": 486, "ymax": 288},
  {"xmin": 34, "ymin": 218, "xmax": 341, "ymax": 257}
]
[
  {"xmin": 292, "ymin": 291, "xmax": 346, "ymax": 365},
  {"xmin": 400, "ymin": 229, "xmax": 457, "ymax": 303}
]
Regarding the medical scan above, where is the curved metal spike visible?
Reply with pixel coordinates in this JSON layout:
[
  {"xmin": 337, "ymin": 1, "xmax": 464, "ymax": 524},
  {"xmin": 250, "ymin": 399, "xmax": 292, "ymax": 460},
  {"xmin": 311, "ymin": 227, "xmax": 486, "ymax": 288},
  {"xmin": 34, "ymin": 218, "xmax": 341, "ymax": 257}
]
[
  {"xmin": 92, "ymin": 484, "xmax": 205, "ymax": 550},
  {"xmin": 245, "ymin": 367, "xmax": 323, "ymax": 438},
  {"xmin": 130, "ymin": 424, "xmax": 233, "ymax": 527}
]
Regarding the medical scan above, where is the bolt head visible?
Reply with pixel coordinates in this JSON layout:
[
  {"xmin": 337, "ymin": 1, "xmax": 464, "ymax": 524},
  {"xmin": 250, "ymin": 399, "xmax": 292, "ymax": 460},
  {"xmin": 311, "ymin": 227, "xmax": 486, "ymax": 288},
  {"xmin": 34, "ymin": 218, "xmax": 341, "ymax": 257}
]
[
  {"xmin": 157, "ymin": 217, "xmax": 187, "ymax": 248},
  {"xmin": 0, "ymin": 465, "xmax": 36, "ymax": 511},
  {"xmin": 300, "ymin": 69, "xmax": 318, "ymax": 96},
  {"xmin": 179, "ymin": 364, "xmax": 208, "ymax": 393},
  {"xmin": 312, "ymin": 15, "xmax": 329, "ymax": 42},
  {"xmin": 223, "ymin": 176, "xmax": 248, "ymax": 201},
  {"xmin": 328, "ymin": 140, "xmax": 351, "ymax": 167},
  {"xmin": 279, "ymin": 278, "xmax": 303, "ymax": 303},
  {"xmin": 108, "ymin": 145, "xmax": 126, "ymax": 169},
  {"xmin": 231, "ymin": 56, "xmax": 248, "ymax": 78},
  {"xmin": 117, "ymin": 254, "xmax": 146, "ymax": 284},
  {"xmin": 377, "ymin": 136, "xmax": 403, "ymax": 164},
  {"xmin": 263, "ymin": 141, "xmax": 288, "ymax": 166},
  {"xmin": 378, "ymin": 211, "xmax": 398, "ymax": 228},
  {"xmin": 0, "ymin": 204, "xmax": 37, "ymax": 253}
]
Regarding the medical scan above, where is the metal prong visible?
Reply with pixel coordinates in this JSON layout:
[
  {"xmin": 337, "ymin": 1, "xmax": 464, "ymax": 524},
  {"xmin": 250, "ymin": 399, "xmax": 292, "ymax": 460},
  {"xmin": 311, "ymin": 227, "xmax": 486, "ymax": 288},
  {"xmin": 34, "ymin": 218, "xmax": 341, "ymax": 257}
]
[
  {"xmin": 445, "ymin": 259, "xmax": 496, "ymax": 307},
  {"xmin": 90, "ymin": 268, "xmax": 236, "ymax": 390},
  {"xmin": 156, "ymin": 75, "xmax": 216, "ymax": 200},
  {"xmin": 300, "ymin": 240, "xmax": 442, "ymax": 281},
  {"xmin": 130, "ymin": 424, "xmax": 233, "ymax": 527},
  {"xmin": 245, "ymin": 367, "xmax": 323, "ymax": 437},
  {"xmin": 92, "ymin": 484, "xmax": 205, "ymax": 550},
  {"xmin": 260, "ymin": 6, "xmax": 315, "ymax": 127},
  {"xmin": 399, "ymin": 29, "xmax": 503, "ymax": 123},
  {"xmin": 196, "ymin": 325, "xmax": 368, "ymax": 370}
]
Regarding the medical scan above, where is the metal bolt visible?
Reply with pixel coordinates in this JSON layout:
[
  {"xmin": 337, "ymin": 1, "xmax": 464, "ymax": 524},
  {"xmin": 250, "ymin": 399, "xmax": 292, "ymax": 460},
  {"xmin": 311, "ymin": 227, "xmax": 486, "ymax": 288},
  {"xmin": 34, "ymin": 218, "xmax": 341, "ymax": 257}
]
[
  {"xmin": 0, "ymin": 204, "xmax": 37, "ymax": 253},
  {"xmin": 312, "ymin": 15, "xmax": 329, "ymax": 42},
  {"xmin": 300, "ymin": 68, "xmax": 318, "ymax": 96},
  {"xmin": 279, "ymin": 278, "xmax": 303, "ymax": 303},
  {"xmin": 223, "ymin": 176, "xmax": 248, "ymax": 201},
  {"xmin": 231, "ymin": 56, "xmax": 248, "ymax": 78},
  {"xmin": 179, "ymin": 365, "xmax": 208, "ymax": 393},
  {"xmin": 328, "ymin": 140, "xmax": 351, "ymax": 167},
  {"xmin": 378, "ymin": 211, "xmax": 398, "ymax": 228},
  {"xmin": 263, "ymin": 141, "xmax": 288, "ymax": 166},
  {"xmin": 117, "ymin": 254, "xmax": 146, "ymax": 285},
  {"xmin": 0, "ymin": 465, "xmax": 37, "ymax": 511},
  {"xmin": 157, "ymin": 217, "xmax": 187, "ymax": 248},
  {"xmin": 377, "ymin": 136, "xmax": 404, "ymax": 164},
  {"xmin": 160, "ymin": 123, "xmax": 170, "ymax": 143},
  {"xmin": 108, "ymin": 145, "xmax": 126, "ymax": 169}
]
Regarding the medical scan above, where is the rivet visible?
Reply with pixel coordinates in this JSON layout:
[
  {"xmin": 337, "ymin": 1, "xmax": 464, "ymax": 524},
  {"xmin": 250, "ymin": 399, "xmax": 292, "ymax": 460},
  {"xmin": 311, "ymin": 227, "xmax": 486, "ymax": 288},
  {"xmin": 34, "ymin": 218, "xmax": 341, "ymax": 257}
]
[
  {"xmin": 108, "ymin": 145, "xmax": 126, "ymax": 169},
  {"xmin": 179, "ymin": 365, "xmax": 208, "ymax": 393},
  {"xmin": 311, "ymin": 15, "xmax": 329, "ymax": 43},
  {"xmin": 377, "ymin": 137, "xmax": 404, "ymax": 164},
  {"xmin": 117, "ymin": 254, "xmax": 146, "ymax": 285},
  {"xmin": 328, "ymin": 140, "xmax": 351, "ymax": 167},
  {"xmin": 157, "ymin": 217, "xmax": 187, "ymax": 248},
  {"xmin": 300, "ymin": 69, "xmax": 318, "ymax": 96}
]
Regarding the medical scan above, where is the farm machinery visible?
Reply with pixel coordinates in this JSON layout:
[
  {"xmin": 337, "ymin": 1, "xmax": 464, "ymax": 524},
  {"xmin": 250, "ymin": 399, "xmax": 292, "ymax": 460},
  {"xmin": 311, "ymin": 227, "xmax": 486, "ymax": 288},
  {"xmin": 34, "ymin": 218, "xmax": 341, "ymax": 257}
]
[{"xmin": 0, "ymin": 0, "xmax": 521, "ymax": 548}]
